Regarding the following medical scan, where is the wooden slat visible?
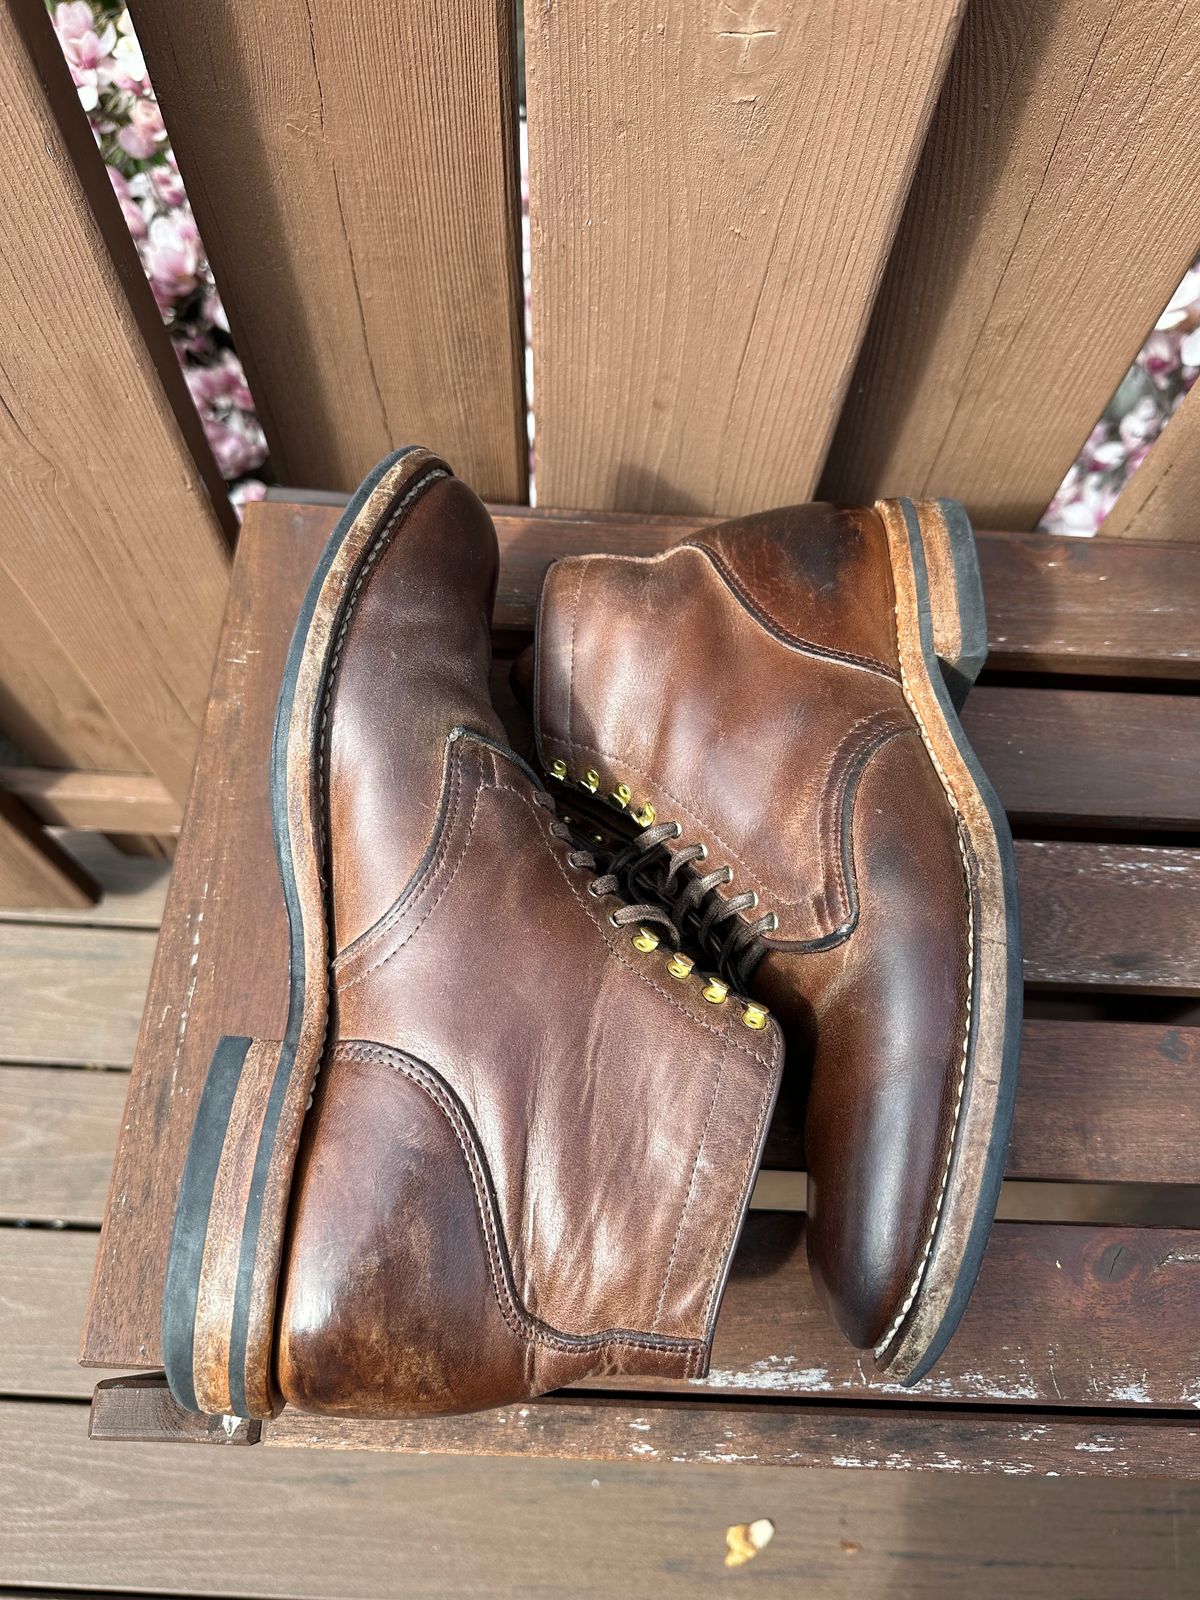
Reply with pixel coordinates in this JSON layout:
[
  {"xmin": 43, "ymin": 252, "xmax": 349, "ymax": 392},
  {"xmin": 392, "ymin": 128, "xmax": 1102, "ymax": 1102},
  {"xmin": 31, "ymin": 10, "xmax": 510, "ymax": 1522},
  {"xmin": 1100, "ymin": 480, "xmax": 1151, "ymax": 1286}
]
[
  {"xmin": 126, "ymin": 0, "xmax": 526, "ymax": 501},
  {"xmin": 0, "ymin": 4, "xmax": 233, "ymax": 804},
  {"xmin": 1019, "ymin": 841, "xmax": 1200, "ymax": 995},
  {"xmin": 765, "ymin": 1021, "xmax": 1200, "ymax": 1184},
  {"xmin": 961, "ymin": 689, "xmax": 1200, "ymax": 829},
  {"xmin": 10, "ymin": 1403, "xmax": 1198, "ymax": 1597},
  {"xmin": 821, "ymin": 0, "xmax": 1200, "ymax": 527},
  {"xmin": 0, "ymin": 833, "xmax": 169, "ymax": 930},
  {"xmin": 0, "ymin": 925, "xmax": 154, "ymax": 1066},
  {"xmin": 0, "ymin": 791, "xmax": 96, "ymax": 911},
  {"xmin": 267, "ymin": 501, "xmax": 1200, "ymax": 677},
  {"xmin": 0, "ymin": 768, "xmax": 180, "ymax": 837},
  {"xmin": 622, "ymin": 1216, "xmax": 1200, "ymax": 1411},
  {"xmin": 525, "ymin": 0, "xmax": 965, "ymax": 513},
  {"xmin": 86, "ymin": 1376, "xmax": 1200, "ymax": 1479},
  {"xmin": 0, "ymin": 1066, "xmax": 126, "ymax": 1223},
  {"xmin": 0, "ymin": 1228, "xmax": 99, "ymax": 1396},
  {"xmin": 82, "ymin": 505, "xmax": 1200, "ymax": 1370},
  {"xmin": 1102, "ymin": 381, "xmax": 1200, "ymax": 542}
]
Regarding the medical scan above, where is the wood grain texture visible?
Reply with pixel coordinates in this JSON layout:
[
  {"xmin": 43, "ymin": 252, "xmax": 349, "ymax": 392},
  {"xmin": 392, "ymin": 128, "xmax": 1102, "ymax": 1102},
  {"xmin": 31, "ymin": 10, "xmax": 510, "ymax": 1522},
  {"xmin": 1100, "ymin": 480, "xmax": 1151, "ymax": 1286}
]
[
  {"xmin": 0, "ymin": 791, "xmax": 96, "ymax": 911},
  {"xmin": 960, "ymin": 689, "xmax": 1200, "ymax": 829},
  {"xmin": 0, "ymin": 768, "xmax": 181, "ymax": 836},
  {"xmin": 1018, "ymin": 841, "xmax": 1200, "ymax": 995},
  {"xmin": 0, "ymin": 3, "xmax": 232, "ymax": 802},
  {"xmin": 264, "ymin": 1395, "xmax": 1200, "ymax": 1479},
  {"xmin": 821, "ymin": 0, "xmax": 1200, "ymax": 527},
  {"xmin": 525, "ymin": 0, "xmax": 964, "ymax": 513},
  {"xmin": 0, "ymin": 1228, "xmax": 102, "ymax": 1397},
  {"xmin": 82, "ymin": 504, "xmax": 1200, "ymax": 1371},
  {"xmin": 1102, "ymin": 380, "xmax": 1200, "ymax": 541},
  {"xmin": 0, "ymin": 833, "xmax": 169, "ymax": 930},
  {"xmin": 126, "ymin": 0, "xmax": 526, "ymax": 500},
  {"xmin": 10, "ymin": 1402, "xmax": 1200, "ymax": 1596},
  {"xmin": 0, "ymin": 924, "xmax": 154, "ymax": 1065},
  {"xmin": 0, "ymin": 1066, "xmax": 126, "ymax": 1223},
  {"xmin": 765, "ymin": 1020, "xmax": 1200, "ymax": 1184},
  {"xmin": 88, "ymin": 1375, "xmax": 1200, "ymax": 1478},
  {"xmin": 265, "ymin": 501, "xmax": 1200, "ymax": 676}
]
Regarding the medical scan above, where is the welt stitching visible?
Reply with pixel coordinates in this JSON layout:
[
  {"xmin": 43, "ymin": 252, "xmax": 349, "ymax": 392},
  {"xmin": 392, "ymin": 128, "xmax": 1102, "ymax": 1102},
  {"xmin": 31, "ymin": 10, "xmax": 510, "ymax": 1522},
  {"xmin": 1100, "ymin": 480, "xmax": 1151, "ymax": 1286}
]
[
  {"xmin": 653, "ymin": 1037, "xmax": 728, "ymax": 1329},
  {"xmin": 687, "ymin": 540, "xmax": 899, "ymax": 680},
  {"xmin": 489, "ymin": 780, "xmax": 779, "ymax": 1071},
  {"xmin": 336, "ymin": 762, "xmax": 484, "ymax": 990},
  {"xmin": 333, "ymin": 741, "xmax": 468, "ymax": 973},
  {"xmin": 873, "ymin": 545, "xmax": 976, "ymax": 1358},
  {"xmin": 338, "ymin": 1041, "xmax": 702, "ymax": 1360}
]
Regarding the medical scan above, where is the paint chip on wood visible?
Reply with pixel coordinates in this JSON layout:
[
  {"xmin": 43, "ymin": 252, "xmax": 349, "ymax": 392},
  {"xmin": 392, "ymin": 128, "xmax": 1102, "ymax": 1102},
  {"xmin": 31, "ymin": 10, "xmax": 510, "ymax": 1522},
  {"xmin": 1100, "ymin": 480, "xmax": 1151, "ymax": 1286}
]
[{"xmin": 725, "ymin": 1518, "xmax": 774, "ymax": 1568}]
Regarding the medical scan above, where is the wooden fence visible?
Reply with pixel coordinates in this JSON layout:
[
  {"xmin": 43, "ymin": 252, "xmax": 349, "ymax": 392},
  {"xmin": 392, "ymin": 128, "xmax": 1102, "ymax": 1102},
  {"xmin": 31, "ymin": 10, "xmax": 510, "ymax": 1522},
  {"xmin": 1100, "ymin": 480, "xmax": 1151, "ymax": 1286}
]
[{"xmin": 1, "ymin": 0, "xmax": 1198, "ymax": 907}]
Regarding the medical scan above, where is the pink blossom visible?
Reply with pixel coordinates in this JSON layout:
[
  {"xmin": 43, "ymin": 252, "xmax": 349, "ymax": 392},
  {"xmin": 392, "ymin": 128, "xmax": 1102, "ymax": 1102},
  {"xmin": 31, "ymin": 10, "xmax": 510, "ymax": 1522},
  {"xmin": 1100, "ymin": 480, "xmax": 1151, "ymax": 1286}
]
[
  {"xmin": 143, "ymin": 211, "xmax": 202, "ymax": 308},
  {"xmin": 107, "ymin": 163, "xmax": 147, "ymax": 240},
  {"xmin": 1118, "ymin": 395, "xmax": 1162, "ymax": 453},
  {"xmin": 203, "ymin": 413, "xmax": 268, "ymax": 479},
  {"xmin": 1180, "ymin": 326, "xmax": 1200, "ymax": 370},
  {"xmin": 1140, "ymin": 328, "xmax": 1182, "ymax": 381},
  {"xmin": 150, "ymin": 159, "xmax": 187, "ymax": 208},
  {"xmin": 111, "ymin": 16, "xmax": 149, "ymax": 93},
  {"xmin": 55, "ymin": 3, "xmax": 116, "ymax": 110},
  {"xmin": 117, "ymin": 97, "xmax": 166, "ymax": 160}
]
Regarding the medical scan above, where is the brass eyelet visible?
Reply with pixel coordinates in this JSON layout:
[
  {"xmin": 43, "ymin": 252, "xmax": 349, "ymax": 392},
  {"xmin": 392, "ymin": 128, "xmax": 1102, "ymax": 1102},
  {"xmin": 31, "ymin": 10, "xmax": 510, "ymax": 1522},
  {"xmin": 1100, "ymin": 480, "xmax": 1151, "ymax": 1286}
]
[
  {"xmin": 763, "ymin": 911, "xmax": 779, "ymax": 932},
  {"xmin": 666, "ymin": 952, "xmax": 694, "ymax": 981},
  {"xmin": 611, "ymin": 783, "xmax": 632, "ymax": 809},
  {"xmin": 550, "ymin": 759, "xmax": 568, "ymax": 781},
  {"xmin": 701, "ymin": 976, "xmax": 729, "ymax": 1005},
  {"xmin": 632, "ymin": 926, "xmax": 660, "ymax": 953},
  {"xmin": 632, "ymin": 800, "xmax": 656, "ymax": 827},
  {"xmin": 608, "ymin": 912, "xmax": 623, "ymax": 928},
  {"xmin": 741, "ymin": 1003, "xmax": 768, "ymax": 1031},
  {"xmin": 721, "ymin": 865, "xmax": 734, "ymax": 885},
  {"xmin": 582, "ymin": 769, "xmax": 600, "ymax": 794},
  {"xmin": 694, "ymin": 841, "xmax": 708, "ymax": 861},
  {"xmin": 587, "ymin": 880, "xmax": 605, "ymax": 898}
]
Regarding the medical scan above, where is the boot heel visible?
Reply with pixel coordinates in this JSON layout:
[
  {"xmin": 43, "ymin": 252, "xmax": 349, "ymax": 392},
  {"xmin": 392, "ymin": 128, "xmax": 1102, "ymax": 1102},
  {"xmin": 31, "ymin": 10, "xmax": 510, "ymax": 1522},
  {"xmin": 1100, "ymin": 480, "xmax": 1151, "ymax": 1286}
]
[
  {"xmin": 917, "ymin": 497, "xmax": 988, "ymax": 712},
  {"xmin": 163, "ymin": 1034, "xmax": 291, "ymax": 1420}
]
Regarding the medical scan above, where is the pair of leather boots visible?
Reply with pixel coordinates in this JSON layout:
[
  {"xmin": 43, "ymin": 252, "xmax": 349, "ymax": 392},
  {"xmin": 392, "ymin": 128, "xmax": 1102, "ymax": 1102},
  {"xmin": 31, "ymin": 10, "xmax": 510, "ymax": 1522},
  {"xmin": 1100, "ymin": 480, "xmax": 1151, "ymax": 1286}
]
[{"xmin": 163, "ymin": 447, "xmax": 1019, "ymax": 1422}]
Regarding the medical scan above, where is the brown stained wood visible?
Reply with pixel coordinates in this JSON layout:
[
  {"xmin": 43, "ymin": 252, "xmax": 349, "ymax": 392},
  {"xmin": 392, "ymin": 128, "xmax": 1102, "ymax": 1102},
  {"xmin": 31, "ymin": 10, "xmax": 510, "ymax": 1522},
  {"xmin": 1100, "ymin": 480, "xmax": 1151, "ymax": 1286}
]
[
  {"xmin": 263, "ymin": 1393, "xmax": 1200, "ymax": 1479},
  {"xmin": 0, "ymin": 924, "xmax": 154, "ymax": 1066},
  {"xmin": 1018, "ymin": 841, "xmax": 1200, "ymax": 995},
  {"xmin": 0, "ymin": 1066, "xmax": 127, "ymax": 1224},
  {"xmin": 82, "ymin": 501, "xmax": 1200, "ymax": 1373},
  {"xmin": 8, "ymin": 1404, "xmax": 1195, "ymax": 1597},
  {"xmin": 525, "ymin": 0, "xmax": 964, "ymax": 514},
  {"xmin": 0, "ymin": 791, "xmax": 96, "ymax": 911},
  {"xmin": 961, "ymin": 689, "xmax": 1200, "ymax": 830},
  {"xmin": 0, "ymin": 768, "xmax": 181, "ymax": 837},
  {"xmin": 1102, "ymin": 380, "xmax": 1200, "ymax": 542},
  {"xmin": 264, "ymin": 501, "xmax": 1200, "ymax": 677},
  {"xmin": 0, "ymin": 5, "xmax": 232, "ymax": 803},
  {"xmin": 90, "ymin": 1376, "xmax": 260, "ymax": 1445},
  {"xmin": 0, "ymin": 1229, "xmax": 102, "ymax": 1397},
  {"xmin": 615, "ymin": 1216, "xmax": 1200, "ymax": 1411},
  {"xmin": 821, "ymin": 0, "xmax": 1200, "ymax": 528},
  {"xmin": 126, "ymin": 0, "xmax": 526, "ymax": 502},
  {"xmin": 764, "ymin": 1021, "xmax": 1200, "ymax": 1185}
]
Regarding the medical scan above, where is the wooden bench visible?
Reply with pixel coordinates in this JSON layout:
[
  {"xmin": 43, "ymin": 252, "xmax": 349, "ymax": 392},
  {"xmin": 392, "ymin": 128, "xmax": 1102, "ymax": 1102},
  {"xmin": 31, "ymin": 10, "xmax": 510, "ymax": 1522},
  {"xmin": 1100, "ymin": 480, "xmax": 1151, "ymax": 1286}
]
[{"xmin": 81, "ymin": 495, "xmax": 1200, "ymax": 1477}]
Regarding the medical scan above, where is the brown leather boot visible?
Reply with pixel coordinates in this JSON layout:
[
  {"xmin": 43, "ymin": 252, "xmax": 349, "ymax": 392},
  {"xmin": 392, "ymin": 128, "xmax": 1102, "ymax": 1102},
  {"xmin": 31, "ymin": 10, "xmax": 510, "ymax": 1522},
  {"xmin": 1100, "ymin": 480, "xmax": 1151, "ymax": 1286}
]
[
  {"xmin": 162, "ymin": 449, "xmax": 782, "ymax": 1420},
  {"xmin": 527, "ymin": 501, "xmax": 1020, "ymax": 1385}
]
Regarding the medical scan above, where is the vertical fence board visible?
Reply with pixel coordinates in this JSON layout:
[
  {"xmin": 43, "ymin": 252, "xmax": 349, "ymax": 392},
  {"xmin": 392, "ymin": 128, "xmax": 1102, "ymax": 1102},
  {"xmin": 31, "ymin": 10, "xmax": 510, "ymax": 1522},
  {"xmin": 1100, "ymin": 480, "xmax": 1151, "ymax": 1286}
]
[
  {"xmin": 1101, "ymin": 382, "xmax": 1200, "ymax": 541},
  {"xmin": 526, "ymin": 0, "xmax": 964, "ymax": 515},
  {"xmin": 0, "ymin": 3, "xmax": 233, "ymax": 805},
  {"xmin": 821, "ymin": 0, "xmax": 1200, "ymax": 528},
  {"xmin": 127, "ymin": 0, "xmax": 527, "ymax": 501}
]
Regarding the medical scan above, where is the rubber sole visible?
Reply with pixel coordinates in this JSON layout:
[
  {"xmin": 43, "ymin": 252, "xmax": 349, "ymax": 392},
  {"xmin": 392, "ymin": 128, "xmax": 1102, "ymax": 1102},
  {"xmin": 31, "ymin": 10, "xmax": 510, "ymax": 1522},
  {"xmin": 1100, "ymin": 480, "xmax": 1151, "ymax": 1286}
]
[
  {"xmin": 162, "ymin": 446, "xmax": 449, "ymax": 1418},
  {"xmin": 868, "ymin": 497, "xmax": 1021, "ymax": 1387}
]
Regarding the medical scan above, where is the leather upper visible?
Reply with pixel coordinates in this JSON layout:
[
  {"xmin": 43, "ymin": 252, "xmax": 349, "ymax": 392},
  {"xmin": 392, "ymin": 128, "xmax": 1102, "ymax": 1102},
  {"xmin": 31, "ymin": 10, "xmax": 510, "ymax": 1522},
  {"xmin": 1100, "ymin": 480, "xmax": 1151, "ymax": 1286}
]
[
  {"xmin": 275, "ymin": 473, "xmax": 783, "ymax": 1417},
  {"xmin": 531, "ymin": 505, "xmax": 974, "ymax": 1351}
]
